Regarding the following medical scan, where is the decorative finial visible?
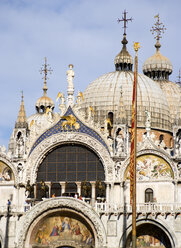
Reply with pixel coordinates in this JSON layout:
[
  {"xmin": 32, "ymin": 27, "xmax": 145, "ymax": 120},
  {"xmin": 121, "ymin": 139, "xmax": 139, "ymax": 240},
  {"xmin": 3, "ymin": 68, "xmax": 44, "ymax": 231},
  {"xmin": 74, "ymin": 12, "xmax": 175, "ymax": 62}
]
[
  {"xmin": 21, "ymin": 90, "xmax": 24, "ymax": 100},
  {"xmin": 40, "ymin": 57, "xmax": 53, "ymax": 96},
  {"xmin": 150, "ymin": 14, "xmax": 166, "ymax": 51},
  {"xmin": 117, "ymin": 10, "xmax": 133, "ymax": 36},
  {"xmin": 176, "ymin": 69, "xmax": 181, "ymax": 86},
  {"xmin": 134, "ymin": 42, "xmax": 140, "ymax": 55}
]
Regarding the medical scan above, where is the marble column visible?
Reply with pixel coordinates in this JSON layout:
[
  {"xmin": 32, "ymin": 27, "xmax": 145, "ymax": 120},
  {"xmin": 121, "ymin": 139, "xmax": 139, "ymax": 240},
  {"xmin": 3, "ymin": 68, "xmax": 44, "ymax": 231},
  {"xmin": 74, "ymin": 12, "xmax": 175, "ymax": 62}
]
[
  {"xmin": 60, "ymin": 182, "xmax": 66, "ymax": 196},
  {"xmin": 121, "ymin": 181, "xmax": 125, "ymax": 206},
  {"xmin": 105, "ymin": 182, "xmax": 110, "ymax": 203},
  {"xmin": 46, "ymin": 182, "xmax": 51, "ymax": 198},
  {"xmin": 76, "ymin": 182, "xmax": 81, "ymax": 197},
  {"xmin": 90, "ymin": 181, "xmax": 96, "ymax": 206}
]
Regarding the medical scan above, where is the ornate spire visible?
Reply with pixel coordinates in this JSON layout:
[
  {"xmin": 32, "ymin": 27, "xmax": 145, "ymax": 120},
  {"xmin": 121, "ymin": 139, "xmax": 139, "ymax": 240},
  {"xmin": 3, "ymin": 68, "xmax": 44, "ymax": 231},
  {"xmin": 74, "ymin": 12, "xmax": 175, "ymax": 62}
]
[
  {"xmin": 150, "ymin": 14, "xmax": 166, "ymax": 52},
  {"xmin": 15, "ymin": 91, "xmax": 28, "ymax": 128},
  {"xmin": 40, "ymin": 57, "xmax": 53, "ymax": 96},
  {"xmin": 115, "ymin": 10, "xmax": 133, "ymax": 71}
]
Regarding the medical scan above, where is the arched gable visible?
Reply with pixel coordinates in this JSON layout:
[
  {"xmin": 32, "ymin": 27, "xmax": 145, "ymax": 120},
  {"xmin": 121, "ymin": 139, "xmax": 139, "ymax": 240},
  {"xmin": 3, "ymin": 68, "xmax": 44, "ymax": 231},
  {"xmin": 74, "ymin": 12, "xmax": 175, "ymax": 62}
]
[
  {"xmin": 17, "ymin": 197, "xmax": 107, "ymax": 248},
  {"xmin": 29, "ymin": 106, "xmax": 110, "ymax": 155},
  {"xmin": 26, "ymin": 132, "xmax": 114, "ymax": 184},
  {"xmin": 121, "ymin": 149, "xmax": 177, "ymax": 182},
  {"xmin": 0, "ymin": 153, "xmax": 18, "ymax": 185}
]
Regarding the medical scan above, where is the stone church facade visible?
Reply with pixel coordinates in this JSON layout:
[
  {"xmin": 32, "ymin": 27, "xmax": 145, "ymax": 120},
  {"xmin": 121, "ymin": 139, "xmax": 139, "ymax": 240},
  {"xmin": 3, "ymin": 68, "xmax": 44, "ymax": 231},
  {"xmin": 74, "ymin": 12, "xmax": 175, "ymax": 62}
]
[{"xmin": 0, "ymin": 15, "xmax": 181, "ymax": 248}]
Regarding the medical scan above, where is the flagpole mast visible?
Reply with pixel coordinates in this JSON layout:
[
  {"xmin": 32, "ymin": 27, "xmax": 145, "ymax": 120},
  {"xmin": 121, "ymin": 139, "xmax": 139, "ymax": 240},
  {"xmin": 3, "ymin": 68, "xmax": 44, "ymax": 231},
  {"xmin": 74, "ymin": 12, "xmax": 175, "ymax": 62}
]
[{"xmin": 132, "ymin": 42, "xmax": 140, "ymax": 248}]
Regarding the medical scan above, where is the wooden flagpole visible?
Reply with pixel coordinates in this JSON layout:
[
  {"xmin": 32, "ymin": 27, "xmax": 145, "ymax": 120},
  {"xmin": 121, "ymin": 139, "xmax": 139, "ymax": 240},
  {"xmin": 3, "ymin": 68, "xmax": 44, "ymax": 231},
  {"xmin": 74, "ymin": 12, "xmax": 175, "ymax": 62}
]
[{"xmin": 130, "ymin": 42, "xmax": 140, "ymax": 248}]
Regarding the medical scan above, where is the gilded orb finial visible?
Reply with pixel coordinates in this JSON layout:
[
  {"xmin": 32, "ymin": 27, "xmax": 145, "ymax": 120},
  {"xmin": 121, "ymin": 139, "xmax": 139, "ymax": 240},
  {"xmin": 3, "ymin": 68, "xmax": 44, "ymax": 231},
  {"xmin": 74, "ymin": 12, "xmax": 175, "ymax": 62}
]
[
  {"xmin": 150, "ymin": 14, "xmax": 166, "ymax": 51},
  {"xmin": 40, "ymin": 57, "xmax": 53, "ymax": 96}
]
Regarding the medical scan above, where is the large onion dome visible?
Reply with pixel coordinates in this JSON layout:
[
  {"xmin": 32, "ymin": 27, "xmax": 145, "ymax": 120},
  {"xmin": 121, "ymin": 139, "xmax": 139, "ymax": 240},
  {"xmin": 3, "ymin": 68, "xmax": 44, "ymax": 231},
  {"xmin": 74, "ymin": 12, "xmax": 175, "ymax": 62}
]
[{"xmin": 80, "ymin": 34, "xmax": 171, "ymax": 131}]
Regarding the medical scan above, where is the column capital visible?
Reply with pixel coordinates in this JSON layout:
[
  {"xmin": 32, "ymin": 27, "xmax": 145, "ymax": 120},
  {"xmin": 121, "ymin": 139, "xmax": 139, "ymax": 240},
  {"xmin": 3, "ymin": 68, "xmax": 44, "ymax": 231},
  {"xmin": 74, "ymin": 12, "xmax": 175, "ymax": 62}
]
[
  {"xmin": 60, "ymin": 182, "xmax": 66, "ymax": 186},
  {"xmin": 76, "ymin": 181, "xmax": 82, "ymax": 187},
  {"xmin": 90, "ymin": 181, "xmax": 96, "ymax": 186}
]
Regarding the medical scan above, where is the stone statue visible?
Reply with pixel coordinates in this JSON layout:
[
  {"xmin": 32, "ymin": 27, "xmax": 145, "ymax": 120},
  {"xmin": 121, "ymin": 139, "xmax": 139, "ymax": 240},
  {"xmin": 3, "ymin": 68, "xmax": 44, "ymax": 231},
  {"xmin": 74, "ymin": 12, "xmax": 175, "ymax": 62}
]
[
  {"xmin": 115, "ymin": 132, "xmax": 124, "ymax": 155},
  {"xmin": 96, "ymin": 181, "xmax": 105, "ymax": 198},
  {"xmin": 17, "ymin": 163, "xmax": 23, "ymax": 182},
  {"xmin": 115, "ymin": 161, "xmax": 121, "ymax": 181},
  {"xmin": 40, "ymin": 180, "xmax": 49, "ymax": 198},
  {"xmin": 81, "ymin": 181, "xmax": 91, "ymax": 198},
  {"xmin": 25, "ymin": 180, "xmax": 34, "ymax": 198},
  {"xmin": 145, "ymin": 110, "xmax": 151, "ymax": 135},
  {"xmin": 60, "ymin": 93, "xmax": 65, "ymax": 104},
  {"xmin": 177, "ymin": 163, "xmax": 181, "ymax": 177},
  {"xmin": 16, "ymin": 135, "xmax": 24, "ymax": 157},
  {"xmin": 175, "ymin": 130, "xmax": 181, "ymax": 156},
  {"xmin": 66, "ymin": 64, "xmax": 74, "ymax": 89},
  {"xmin": 76, "ymin": 91, "xmax": 83, "ymax": 105}
]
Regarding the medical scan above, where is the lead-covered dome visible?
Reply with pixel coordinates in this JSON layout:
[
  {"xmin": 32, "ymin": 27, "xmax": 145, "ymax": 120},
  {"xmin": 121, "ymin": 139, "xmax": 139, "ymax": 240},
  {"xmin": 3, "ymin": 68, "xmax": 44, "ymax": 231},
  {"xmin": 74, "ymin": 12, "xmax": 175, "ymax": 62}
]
[
  {"xmin": 143, "ymin": 41, "xmax": 173, "ymax": 81},
  {"xmin": 142, "ymin": 15, "xmax": 181, "ymax": 124},
  {"xmin": 81, "ymin": 71, "xmax": 171, "ymax": 131}
]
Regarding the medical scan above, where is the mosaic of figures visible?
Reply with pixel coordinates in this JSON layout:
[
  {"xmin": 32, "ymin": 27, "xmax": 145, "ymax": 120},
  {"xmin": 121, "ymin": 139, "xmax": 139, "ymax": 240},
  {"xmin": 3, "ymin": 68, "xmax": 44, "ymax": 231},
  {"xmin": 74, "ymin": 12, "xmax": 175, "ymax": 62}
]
[
  {"xmin": 0, "ymin": 161, "xmax": 14, "ymax": 182},
  {"xmin": 33, "ymin": 215, "xmax": 94, "ymax": 247},
  {"xmin": 136, "ymin": 235, "xmax": 166, "ymax": 247},
  {"xmin": 125, "ymin": 155, "xmax": 173, "ymax": 181}
]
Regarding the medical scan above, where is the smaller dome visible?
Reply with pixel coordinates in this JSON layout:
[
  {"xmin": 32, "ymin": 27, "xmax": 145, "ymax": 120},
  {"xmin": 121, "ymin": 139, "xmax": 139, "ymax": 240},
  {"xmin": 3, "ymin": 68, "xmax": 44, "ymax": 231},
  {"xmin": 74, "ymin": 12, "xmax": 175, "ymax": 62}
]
[
  {"xmin": 36, "ymin": 95, "xmax": 55, "ymax": 113},
  {"xmin": 143, "ymin": 41, "xmax": 172, "ymax": 81},
  {"xmin": 35, "ymin": 77, "xmax": 55, "ymax": 113},
  {"xmin": 114, "ymin": 35, "xmax": 133, "ymax": 71}
]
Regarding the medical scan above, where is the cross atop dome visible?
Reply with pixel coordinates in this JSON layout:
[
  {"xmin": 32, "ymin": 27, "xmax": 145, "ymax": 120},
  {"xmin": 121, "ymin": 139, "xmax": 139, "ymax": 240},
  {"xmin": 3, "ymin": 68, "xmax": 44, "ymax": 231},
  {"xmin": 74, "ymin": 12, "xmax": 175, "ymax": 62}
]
[
  {"xmin": 150, "ymin": 14, "xmax": 166, "ymax": 51},
  {"xmin": 40, "ymin": 57, "xmax": 53, "ymax": 96},
  {"xmin": 115, "ymin": 10, "xmax": 133, "ymax": 71},
  {"xmin": 117, "ymin": 10, "xmax": 133, "ymax": 36}
]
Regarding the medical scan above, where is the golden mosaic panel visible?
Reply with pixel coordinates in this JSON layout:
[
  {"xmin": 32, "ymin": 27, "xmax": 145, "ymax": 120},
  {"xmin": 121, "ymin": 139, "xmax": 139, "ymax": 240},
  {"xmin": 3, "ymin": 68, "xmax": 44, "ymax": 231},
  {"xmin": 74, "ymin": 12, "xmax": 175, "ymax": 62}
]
[
  {"xmin": 0, "ymin": 161, "xmax": 14, "ymax": 181},
  {"xmin": 125, "ymin": 154, "xmax": 173, "ymax": 180}
]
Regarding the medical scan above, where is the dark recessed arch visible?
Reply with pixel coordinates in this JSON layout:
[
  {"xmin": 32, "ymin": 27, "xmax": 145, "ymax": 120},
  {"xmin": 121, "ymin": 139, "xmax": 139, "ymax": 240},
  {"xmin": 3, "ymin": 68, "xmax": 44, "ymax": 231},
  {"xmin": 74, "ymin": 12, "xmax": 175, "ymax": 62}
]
[
  {"xmin": 37, "ymin": 144, "xmax": 105, "ymax": 183},
  {"xmin": 125, "ymin": 223, "xmax": 172, "ymax": 248}
]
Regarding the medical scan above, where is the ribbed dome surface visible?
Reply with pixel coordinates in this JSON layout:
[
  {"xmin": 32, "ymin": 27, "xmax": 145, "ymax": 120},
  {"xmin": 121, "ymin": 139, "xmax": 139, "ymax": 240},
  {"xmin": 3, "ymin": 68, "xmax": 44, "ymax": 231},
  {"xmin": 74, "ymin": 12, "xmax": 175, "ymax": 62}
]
[
  {"xmin": 81, "ymin": 71, "xmax": 171, "ymax": 131},
  {"xmin": 143, "ymin": 50, "xmax": 172, "ymax": 74},
  {"xmin": 36, "ymin": 95, "xmax": 55, "ymax": 109},
  {"xmin": 159, "ymin": 81, "xmax": 181, "ymax": 124}
]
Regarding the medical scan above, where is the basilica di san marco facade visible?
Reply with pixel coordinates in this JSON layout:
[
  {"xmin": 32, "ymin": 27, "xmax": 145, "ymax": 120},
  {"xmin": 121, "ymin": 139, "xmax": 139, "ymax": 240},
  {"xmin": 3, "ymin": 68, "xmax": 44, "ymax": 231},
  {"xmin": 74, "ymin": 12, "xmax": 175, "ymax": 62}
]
[{"xmin": 1, "ymin": 14, "xmax": 181, "ymax": 248}]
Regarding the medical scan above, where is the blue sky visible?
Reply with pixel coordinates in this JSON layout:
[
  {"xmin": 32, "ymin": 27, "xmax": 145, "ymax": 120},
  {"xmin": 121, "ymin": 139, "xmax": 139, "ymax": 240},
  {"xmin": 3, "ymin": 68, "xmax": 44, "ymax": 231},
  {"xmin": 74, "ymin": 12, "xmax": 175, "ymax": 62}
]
[{"xmin": 0, "ymin": 0, "xmax": 181, "ymax": 148}]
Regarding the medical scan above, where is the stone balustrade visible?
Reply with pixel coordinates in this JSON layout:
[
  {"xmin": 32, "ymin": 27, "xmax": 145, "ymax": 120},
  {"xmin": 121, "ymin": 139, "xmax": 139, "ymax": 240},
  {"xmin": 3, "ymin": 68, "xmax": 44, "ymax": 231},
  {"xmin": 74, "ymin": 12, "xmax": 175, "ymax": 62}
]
[
  {"xmin": 1, "ymin": 200, "xmax": 181, "ymax": 215},
  {"xmin": 94, "ymin": 202, "xmax": 181, "ymax": 214}
]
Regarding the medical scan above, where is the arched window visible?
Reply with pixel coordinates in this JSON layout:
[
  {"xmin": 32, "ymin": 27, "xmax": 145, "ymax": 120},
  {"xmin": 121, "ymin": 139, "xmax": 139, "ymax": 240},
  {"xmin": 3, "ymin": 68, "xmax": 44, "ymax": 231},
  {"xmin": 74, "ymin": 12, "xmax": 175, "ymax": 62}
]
[
  {"xmin": 145, "ymin": 188, "xmax": 153, "ymax": 203},
  {"xmin": 37, "ymin": 144, "xmax": 105, "ymax": 182}
]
